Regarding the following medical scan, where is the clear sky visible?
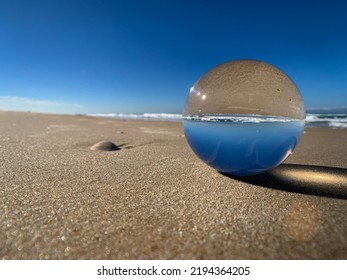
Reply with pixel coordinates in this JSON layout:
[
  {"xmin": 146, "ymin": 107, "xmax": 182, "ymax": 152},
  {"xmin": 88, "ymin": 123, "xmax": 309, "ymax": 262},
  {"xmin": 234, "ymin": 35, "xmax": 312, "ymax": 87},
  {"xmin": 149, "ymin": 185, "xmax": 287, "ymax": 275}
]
[{"xmin": 0, "ymin": 0, "xmax": 346, "ymax": 114}]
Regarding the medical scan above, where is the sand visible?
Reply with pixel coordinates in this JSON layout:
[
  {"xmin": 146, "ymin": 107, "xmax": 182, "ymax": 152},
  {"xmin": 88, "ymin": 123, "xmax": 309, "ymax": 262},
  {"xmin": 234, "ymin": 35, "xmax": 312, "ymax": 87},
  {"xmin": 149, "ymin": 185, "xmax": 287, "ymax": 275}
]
[{"xmin": 0, "ymin": 111, "xmax": 346, "ymax": 259}]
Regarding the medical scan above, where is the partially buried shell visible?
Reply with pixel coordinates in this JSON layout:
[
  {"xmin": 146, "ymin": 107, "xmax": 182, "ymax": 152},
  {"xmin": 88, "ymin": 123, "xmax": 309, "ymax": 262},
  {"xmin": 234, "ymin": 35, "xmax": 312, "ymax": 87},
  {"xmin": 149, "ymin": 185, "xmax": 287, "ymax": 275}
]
[{"xmin": 90, "ymin": 141, "xmax": 119, "ymax": 151}]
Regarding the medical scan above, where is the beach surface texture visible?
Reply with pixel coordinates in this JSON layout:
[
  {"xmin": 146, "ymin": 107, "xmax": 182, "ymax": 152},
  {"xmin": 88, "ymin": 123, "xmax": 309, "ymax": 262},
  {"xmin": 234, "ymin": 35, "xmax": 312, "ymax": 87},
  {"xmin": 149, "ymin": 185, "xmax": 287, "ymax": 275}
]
[{"xmin": 0, "ymin": 111, "xmax": 346, "ymax": 259}]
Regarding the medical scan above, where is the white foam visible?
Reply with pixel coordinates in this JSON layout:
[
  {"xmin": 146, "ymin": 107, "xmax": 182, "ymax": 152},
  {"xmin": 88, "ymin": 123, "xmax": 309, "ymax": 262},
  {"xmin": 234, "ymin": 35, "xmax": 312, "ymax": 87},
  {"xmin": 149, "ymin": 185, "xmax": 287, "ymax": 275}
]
[
  {"xmin": 327, "ymin": 122, "xmax": 347, "ymax": 128},
  {"xmin": 86, "ymin": 112, "xmax": 347, "ymax": 128},
  {"xmin": 184, "ymin": 115, "xmax": 300, "ymax": 123},
  {"xmin": 87, "ymin": 113, "xmax": 183, "ymax": 121}
]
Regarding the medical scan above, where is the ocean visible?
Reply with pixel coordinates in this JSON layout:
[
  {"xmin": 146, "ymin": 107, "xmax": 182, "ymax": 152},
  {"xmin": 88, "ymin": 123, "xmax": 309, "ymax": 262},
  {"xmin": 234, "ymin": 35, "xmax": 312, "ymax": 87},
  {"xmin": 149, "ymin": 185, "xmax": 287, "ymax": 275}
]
[
  {"xmin": 305, "ymin": 113, "xmax": 347, "ymax": 128},
  {"xmin": 87, "ymin": 113, "xmax": 347, "ymax": 129}
]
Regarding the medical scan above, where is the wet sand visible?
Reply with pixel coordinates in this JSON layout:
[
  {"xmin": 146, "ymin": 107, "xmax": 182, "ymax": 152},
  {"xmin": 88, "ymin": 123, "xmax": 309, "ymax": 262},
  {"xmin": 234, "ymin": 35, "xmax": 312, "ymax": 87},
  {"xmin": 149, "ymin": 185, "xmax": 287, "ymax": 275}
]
[{"xmin": 0, "ymin": 111, "xmax": 346, "ymax": 259}]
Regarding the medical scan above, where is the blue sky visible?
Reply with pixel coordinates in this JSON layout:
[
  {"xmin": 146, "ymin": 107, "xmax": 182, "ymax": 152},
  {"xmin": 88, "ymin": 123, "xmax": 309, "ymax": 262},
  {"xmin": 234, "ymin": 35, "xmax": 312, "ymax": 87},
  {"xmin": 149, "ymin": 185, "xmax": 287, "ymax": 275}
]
[{"xmin": 0, "ymin": 0, "xmax": 346, "ymax": 114}]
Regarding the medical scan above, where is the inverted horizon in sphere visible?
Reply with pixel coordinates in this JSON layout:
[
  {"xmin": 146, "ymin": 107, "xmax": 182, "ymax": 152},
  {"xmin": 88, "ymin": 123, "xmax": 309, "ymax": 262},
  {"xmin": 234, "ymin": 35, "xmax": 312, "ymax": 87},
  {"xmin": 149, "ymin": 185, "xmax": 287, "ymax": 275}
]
[{"xmin": 183, "ymin": 59, "xmax": 306, "ymax": 175}]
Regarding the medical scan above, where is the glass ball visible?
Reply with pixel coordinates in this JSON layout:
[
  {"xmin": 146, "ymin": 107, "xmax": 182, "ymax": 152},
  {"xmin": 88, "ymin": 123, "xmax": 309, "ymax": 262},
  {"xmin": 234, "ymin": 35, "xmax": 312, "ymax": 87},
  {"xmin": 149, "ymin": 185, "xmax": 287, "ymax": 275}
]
[{"xmin": 183, "ymin": 60, "xmax": 305, "ymax": 176}]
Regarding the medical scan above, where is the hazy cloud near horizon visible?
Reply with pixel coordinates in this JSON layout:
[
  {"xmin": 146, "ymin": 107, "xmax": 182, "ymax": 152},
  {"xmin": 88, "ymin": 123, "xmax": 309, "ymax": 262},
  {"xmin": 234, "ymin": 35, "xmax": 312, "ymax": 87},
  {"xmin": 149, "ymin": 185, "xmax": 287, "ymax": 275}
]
[{"xmin": 0, "ymin": 96, "xmax": 83, "ymax": 113}]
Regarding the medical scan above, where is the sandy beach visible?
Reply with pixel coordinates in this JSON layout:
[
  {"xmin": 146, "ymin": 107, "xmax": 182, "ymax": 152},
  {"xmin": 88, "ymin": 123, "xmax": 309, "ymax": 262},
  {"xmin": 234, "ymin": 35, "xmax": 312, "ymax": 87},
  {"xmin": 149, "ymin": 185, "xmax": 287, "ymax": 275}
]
[{"xmin": 0, "ymin": 111, "xmax": 346, "ymax": 259}]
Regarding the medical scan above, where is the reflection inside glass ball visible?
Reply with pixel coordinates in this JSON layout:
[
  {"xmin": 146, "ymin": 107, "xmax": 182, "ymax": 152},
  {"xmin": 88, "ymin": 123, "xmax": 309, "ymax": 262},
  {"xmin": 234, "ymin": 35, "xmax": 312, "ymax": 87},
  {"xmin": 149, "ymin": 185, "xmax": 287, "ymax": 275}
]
[{"xmin": 183, "ymin": 60, "xmax": 305, "ymax": 176}]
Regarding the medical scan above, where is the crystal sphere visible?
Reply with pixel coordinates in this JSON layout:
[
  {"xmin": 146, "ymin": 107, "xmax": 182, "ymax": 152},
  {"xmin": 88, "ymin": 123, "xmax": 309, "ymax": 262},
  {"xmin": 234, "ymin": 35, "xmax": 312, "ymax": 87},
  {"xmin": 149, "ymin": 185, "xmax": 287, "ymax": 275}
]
[{"xmin": 183, "ymin": 60, "xmax": 305, "ymax": 176}]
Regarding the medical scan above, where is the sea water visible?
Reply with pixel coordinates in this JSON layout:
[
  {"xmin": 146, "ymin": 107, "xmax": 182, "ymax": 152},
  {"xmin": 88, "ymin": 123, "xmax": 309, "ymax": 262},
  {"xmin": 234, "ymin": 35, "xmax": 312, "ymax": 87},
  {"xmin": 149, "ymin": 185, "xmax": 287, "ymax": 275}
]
[{"xmin": 183, "ymin": 115, "xmax": 305, "ymax": 176}]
